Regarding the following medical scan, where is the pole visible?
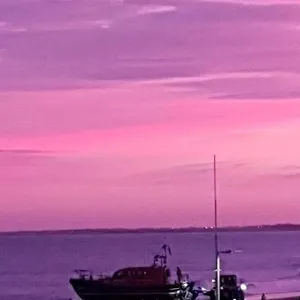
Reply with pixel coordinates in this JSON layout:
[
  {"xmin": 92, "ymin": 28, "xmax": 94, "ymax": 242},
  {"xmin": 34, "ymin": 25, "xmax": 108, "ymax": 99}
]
[
  {"xmin": 213, "ymin": 154, "xmax": 220, "ymax": 300},
  {"xmin": 216, "ymin": 254, "xmax": 220, "ymax": 300},
  {"xmin": 214, "ymin": 154, "xmax": 218, "ymax": 255}
]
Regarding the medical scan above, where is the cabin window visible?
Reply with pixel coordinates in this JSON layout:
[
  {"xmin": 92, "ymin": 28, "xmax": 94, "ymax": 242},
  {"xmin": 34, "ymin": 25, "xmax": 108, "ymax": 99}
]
[
  {"xmin": 137, "ymin": 270, "xmax": 143, "ymax": 277},
  {"xmin": 114, "ymin": 271, "xmax": 124, "ymax": 278}
]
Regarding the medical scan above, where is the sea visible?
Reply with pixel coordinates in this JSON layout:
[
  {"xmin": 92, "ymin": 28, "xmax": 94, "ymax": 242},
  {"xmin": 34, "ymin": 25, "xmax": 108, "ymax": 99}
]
[{"xmin": 1, "ymin": 230, "xmax": 300, "ymax": 300}]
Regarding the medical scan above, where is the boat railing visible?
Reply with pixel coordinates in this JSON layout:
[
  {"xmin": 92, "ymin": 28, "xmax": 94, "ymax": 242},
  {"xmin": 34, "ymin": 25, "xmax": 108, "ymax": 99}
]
[
  {"xmin": 96, "ymin": 274, "xmax": 111, "ymax": 280},
  {"xmin": 73, "ymin": 269, "xmax": 93, "ymax": 279}
]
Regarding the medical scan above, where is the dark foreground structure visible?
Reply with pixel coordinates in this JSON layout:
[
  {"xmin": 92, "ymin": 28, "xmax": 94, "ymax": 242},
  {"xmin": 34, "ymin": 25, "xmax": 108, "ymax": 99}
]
[{"xmin": 203, "ymin": 275, "xmax": 245, "ymax": 300}]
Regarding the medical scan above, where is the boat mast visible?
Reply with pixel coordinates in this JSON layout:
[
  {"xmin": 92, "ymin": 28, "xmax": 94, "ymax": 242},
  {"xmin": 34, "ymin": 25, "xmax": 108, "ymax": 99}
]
[
  {"xmin": 213, "ymin": 154, "xmax": 220, "ymax": 300},
  {"xmin": 214, "ymin": 154, "xmax": 218, "ymax": 262}
]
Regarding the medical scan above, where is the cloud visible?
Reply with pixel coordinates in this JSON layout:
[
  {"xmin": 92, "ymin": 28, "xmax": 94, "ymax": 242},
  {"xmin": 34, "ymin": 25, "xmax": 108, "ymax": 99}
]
[
  {"xmin": 123, "ymin": 161, "xmax": 248, "ymax": 187},
  {"xmin": 137, "ymin": 5, "xmax": 177, "ymax": 15},
  {"xmin": 0, "ymin": 20, "xmax": 112, "ymax": 34},
  {"xmin": 200, "ymin": 0, "xmax": 300, "ymax": 6},
  {"xmin": 125, "ymin": 163, "xmax": 212, "ymax": 186},
  {"xmin": 128, "ymin": 71, "xmax": 300, "ymax": 99},
  {"xmin": 1, "ymin": 0, "xmax": 300, "ymax": 92},
  {"xmin": 259, "ymin": 166, "xmax": 300, "ymax": 180},
  {"xmin": 0, "ymin": 149, "xmax": 55, "ymax": 169},
  {"xmin": 0, "ymin": 149, "xmax": 53, "ymax": 160},
  {"xmin": 133, "ymin": 71, "xmax": 278, "ymax": 85},
  {"xmin": 0, "ymin": 149, "xmax": 48, "ymax": 154}
]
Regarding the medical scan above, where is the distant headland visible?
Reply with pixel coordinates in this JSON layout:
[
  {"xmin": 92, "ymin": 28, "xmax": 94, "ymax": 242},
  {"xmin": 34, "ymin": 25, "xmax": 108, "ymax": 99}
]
[{"xmin": 1, "ymin": 223, "xmax": 300, "ymax": 235}]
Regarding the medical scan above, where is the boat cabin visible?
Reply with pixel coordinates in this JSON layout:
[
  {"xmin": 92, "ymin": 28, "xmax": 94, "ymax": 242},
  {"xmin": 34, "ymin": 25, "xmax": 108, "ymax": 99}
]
[{"xmin": 112, "ymin": 266, "xmax": 170, "ymax": 286}]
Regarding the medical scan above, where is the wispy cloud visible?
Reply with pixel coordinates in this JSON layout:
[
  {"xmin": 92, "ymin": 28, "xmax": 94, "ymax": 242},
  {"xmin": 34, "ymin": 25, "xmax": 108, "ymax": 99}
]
[
  {"xmin": 123, "ymin": 161, "xmax": 249, "ymax": 187},
  {"xmin": 0, "ymin": 149, "xmax": 55, "ymax": 168},
  {"xmin": 0, "ymin": 20, "xmax": 112, "ymax": 33},
  {"xmin": 0, "ymin": 149, "xmax": 48, "ymax": 154},
  {"xmin": 200, "ymin": 0, "xmax": 300, "ymax": 6},
  {"xmin": 137, "ymin": 5, "xmax": 177, "ymax": 15}
]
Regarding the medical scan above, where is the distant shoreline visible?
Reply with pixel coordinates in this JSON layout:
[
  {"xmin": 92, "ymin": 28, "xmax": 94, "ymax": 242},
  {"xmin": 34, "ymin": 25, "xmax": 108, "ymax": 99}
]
[{"xmin": 1, "ymin": 224, "xmax": 300, "ymax": 235}]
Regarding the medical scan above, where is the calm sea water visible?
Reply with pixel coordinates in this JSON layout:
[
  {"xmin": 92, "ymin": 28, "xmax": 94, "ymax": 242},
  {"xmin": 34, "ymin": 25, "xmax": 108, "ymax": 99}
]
[{"xmin": 1, "ymin": 231, "xmax": 300, "ymax": 300}]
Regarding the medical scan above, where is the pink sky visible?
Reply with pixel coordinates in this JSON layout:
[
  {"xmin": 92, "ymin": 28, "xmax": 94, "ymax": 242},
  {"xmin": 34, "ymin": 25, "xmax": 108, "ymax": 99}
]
[{"xmin": 1, "ymin": 0, "xmax": 300, "ymax": 231}]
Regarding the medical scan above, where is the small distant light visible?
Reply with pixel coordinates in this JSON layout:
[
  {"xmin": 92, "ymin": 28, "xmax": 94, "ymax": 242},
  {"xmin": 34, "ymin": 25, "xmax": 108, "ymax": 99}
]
[{"xmin": 240, "ymin": 283, "xmax": 247, "ymax": 291}]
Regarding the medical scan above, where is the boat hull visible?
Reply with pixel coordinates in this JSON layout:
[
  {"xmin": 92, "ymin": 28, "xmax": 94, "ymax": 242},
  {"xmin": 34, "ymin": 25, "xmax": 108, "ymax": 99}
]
[{"xmin": 70, "ymin": 278, "xmax": 195, "ymax": 300}]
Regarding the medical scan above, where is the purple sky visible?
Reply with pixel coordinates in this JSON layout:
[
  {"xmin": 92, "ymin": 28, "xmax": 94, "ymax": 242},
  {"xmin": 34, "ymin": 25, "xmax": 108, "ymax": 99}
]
[{"xmin": 1, "ymin": 0, "xmax": 300, "ymax": 231}]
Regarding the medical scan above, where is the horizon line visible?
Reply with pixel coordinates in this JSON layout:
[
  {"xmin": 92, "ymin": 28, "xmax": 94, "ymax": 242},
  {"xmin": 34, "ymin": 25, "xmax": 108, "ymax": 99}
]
[{"xmin": 1, "ymin": 223, "xmax": 300, "ymax": 235}]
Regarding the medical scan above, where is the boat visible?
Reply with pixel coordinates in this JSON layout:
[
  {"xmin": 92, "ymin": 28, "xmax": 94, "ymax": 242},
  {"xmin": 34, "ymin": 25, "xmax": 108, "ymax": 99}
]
[{"xmin": 69, "ymin": 244, "xmax": 199, "ymax": 300}]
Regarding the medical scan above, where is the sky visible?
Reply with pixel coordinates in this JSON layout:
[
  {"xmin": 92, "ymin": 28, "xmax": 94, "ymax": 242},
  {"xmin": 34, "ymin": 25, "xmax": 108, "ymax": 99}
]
[{"xmin": 1, "ymin": 0, "xmax": 300, "ymax": 231}]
